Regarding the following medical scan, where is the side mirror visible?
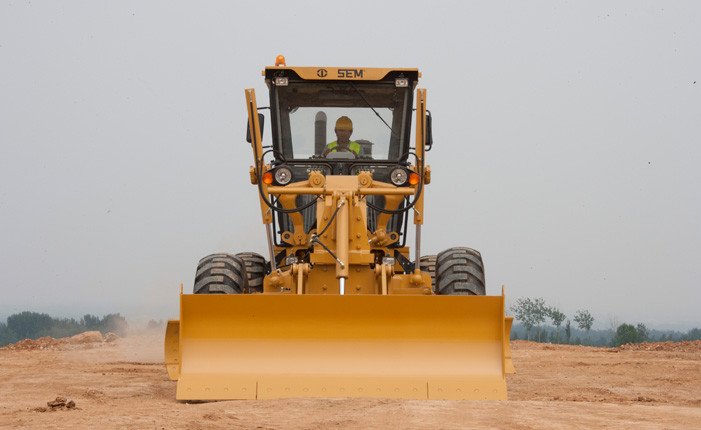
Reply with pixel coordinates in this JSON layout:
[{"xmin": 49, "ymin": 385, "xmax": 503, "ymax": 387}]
[
  {"xmin": 424, "ymin": 111, "xmax": 433, "ymax": 152},
  {"xmin": 246, "ymin": 113, "xmax": 265, "ymax": 143}
]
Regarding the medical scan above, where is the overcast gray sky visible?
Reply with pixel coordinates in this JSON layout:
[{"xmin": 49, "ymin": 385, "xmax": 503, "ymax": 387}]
[{"xmin": 1, "ymin": 1, "xmax": 699, "ymax": 329}]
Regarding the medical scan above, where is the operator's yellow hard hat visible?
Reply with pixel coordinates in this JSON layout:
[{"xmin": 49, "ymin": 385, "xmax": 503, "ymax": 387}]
[{"xmin": 335, "ymin": 116, "xmax": 353, "ymax": 130}]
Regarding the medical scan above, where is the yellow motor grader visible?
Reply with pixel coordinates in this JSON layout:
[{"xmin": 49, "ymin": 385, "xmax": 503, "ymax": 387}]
[{"xmin": 165, "ymin": 56, "xmax": 514, "ymax": 400}]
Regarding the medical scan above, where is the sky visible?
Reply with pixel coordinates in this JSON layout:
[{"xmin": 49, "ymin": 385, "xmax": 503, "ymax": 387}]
[{"xmin": 1, "ymin": 1, "xmax": 699, "ymax": 330}]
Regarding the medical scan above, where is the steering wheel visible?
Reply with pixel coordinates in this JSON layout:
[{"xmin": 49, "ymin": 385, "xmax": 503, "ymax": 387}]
[{"xmin": 325, "ymin": 152, "xmax": 356, "ymax": 160}]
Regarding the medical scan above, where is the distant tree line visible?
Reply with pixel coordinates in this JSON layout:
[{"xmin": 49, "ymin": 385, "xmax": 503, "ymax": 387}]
[
  {"xmin": 510, "ymin": 297, "xmax": 700, "ymax": 347},
  {"xmin": 0, "ymin": 311, "xmax": 128, "ymax": 347}
]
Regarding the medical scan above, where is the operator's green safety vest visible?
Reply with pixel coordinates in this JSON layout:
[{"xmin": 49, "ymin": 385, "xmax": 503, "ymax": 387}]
[{"xmin": 326, "ymin": 140, "xmax": 360, "ymax": 156}]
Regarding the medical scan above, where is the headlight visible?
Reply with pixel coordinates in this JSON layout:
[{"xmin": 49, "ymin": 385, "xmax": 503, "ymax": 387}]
[
  {"xmin": 389, "ymin": 167, "xmax": 408, "ymax": 186},
  {"xmin": 274, "ymin": 166, "xmax": 293, "ymax": 185}
]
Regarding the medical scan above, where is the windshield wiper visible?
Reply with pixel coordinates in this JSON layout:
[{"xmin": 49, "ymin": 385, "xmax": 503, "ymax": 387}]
[{"xmin": 348, "ymin": 82, "xmax": 397, "ymax": 137}]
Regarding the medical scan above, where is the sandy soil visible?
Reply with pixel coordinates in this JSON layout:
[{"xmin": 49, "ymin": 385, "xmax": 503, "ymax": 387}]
[{"xmin": 1, "ymin": 333, "xmax": 699, "ymax": 429}]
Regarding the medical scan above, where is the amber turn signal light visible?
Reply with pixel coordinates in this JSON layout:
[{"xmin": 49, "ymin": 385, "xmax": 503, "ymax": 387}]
[{"xmin": 262, "ymin": 171, "xmax": 274, "ymax": 184}]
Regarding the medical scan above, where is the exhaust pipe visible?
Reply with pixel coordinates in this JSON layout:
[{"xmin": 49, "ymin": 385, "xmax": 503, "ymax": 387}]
[{"xmin": 315, "ymin": 111, "xmax": 327, "ymax": 155}]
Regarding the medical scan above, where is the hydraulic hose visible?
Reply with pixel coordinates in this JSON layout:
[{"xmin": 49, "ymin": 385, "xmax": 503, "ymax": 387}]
[
  {"xmin": 365, "ymin": 151, "xmax": 424, "ymax": 215},
  {"xmin": 248, "ymin": 97, "xmax": 319, "ymax": 215}
]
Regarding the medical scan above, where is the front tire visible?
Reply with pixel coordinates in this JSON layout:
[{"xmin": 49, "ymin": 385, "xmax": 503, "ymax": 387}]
[
  {"xmin": 435, "ymin": 247, "xmax": 486, "ymax": 296},
  {"xmin": 236, "ymin": 252, "xmax": 266, "ymax": 293},
  {"xmin": 419, "ymin": 255, "xmax": 437, "ymax": 292},
  {"xmin": 193, "ymin": 253, "xmax": 247, "ymax": 294}
]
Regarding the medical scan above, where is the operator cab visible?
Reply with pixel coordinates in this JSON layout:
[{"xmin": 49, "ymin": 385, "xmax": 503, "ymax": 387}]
[
  {"xmin": 255, "ymin": 66, "xmax": 423, "ymax": 248},
  {"xmin": 264, "ymin": 68, "xmax": 419, "ymax": 178}
]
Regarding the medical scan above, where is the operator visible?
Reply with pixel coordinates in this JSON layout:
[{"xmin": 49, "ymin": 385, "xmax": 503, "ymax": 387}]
[{"xmin": 323, "ymin": 116, "xmax": 361, "ymax": 158}]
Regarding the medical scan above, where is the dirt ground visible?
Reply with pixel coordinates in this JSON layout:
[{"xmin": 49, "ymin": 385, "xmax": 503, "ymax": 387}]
[{"xmin": 1, "ymin": 333, "xmax": 699, "ymax": 429}]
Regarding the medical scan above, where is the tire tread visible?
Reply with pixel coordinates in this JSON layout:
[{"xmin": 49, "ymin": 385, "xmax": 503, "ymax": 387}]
[
  {"xmin": 435, "ymin": 247, "xmax": 486, "ymax": 296},
  {"xmin": 193, "ymin": 253, "xmax": 247, "ymax": 294}
]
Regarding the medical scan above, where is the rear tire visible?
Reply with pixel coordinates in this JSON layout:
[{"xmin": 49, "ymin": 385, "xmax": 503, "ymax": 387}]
[
  {"xmin": 193, "ymin": 253, "xmax": 247, "ymax": 294},
  {"xmin": 435, "ymin": 247, "xmax": 486, "ymax": 296},
  {"xmin": 236, "ymin": 252, "xmax": 266, "ymax": 293},
  {"xmin": 419, "ymin": 255, "xmax": 437, "ymax": 292}
]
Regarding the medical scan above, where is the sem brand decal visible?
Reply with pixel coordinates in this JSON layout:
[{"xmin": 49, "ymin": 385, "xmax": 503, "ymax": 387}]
[
  {"xmin": 338, "ymin": 69, "xmax": 364, "ymax": 78},
  {"xmin": 316, "ymin": 69, "xmax": 328, "ymax": 78}
]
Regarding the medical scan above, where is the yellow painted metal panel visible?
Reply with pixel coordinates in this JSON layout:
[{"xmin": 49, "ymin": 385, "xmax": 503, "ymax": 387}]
[
  {"xmin": 178, "ymin": 374, "xmax": 257, "ymax": 400},
  {"xmin": 164, "ymin": 319, "xmax": 180, "ymax": 380},
  {"xmin": 505, "ymin": 316, "xmax": 516, "ymax": 374},
  {"xmin": 265, "ymin": 67, "xmax": 419, "ymax": 81},
  {"xmin": 429, "ymin": 376, "xmax": 506, "ymax": 400},
  {"xmin": 245, "ymin": 88, "xmax": 272, "ymax": 224},
  {"xmin": 414, "ymin": 89, "xmax": 427, "ymax": 225},
  {"xmin": 258, "ymin": 376, "xmax": 428, "ymax": 399},
  {"xmin": 172, "ymin": 294, "xmax": 509, "ymax": 400}
]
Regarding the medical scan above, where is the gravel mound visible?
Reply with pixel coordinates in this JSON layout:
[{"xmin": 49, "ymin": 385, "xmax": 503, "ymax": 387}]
[
  {"xmin": 1, "ymin": 331, "xmax": 112, "ymax": 351},
  {"xmin": 616, "ymin": 340, "xmax": 701, "ymax": 352}
]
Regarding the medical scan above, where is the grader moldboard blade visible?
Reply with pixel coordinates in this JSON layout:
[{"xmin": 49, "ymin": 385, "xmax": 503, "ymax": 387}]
[{"xmin": 165, "ymin": 289, "xmax": 514, "ymax": 401}]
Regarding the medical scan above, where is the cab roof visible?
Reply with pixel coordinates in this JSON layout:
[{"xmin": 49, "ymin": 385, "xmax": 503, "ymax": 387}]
[{"xmin": 263, "ymin": 66, "xmax": 420, "ymax": 83}]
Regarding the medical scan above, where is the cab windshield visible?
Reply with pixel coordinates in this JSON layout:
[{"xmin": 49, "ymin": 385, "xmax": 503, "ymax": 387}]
[{"xmin": 273, "ymin": 82, "xmax": 412, "ymax": 161}]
